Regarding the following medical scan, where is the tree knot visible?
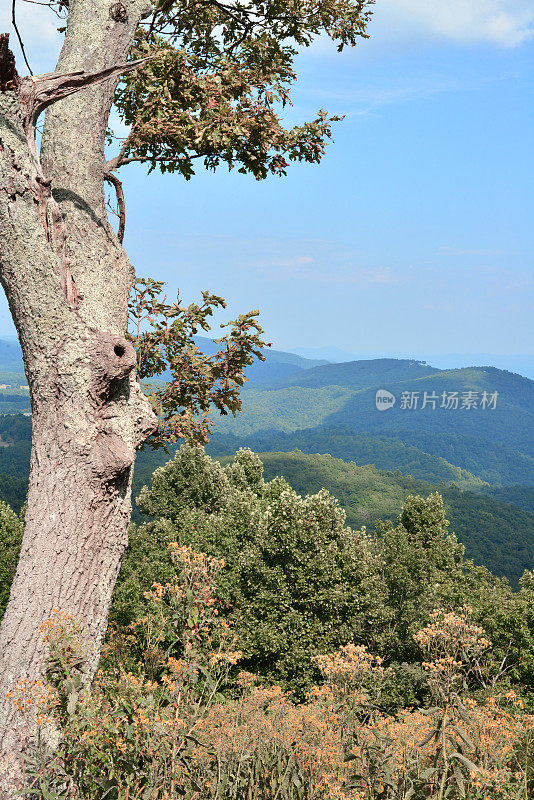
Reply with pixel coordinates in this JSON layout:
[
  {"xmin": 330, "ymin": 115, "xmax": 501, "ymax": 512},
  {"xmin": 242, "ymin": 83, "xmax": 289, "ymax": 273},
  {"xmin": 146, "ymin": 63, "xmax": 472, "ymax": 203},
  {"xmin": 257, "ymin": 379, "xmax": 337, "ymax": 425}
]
[
  {"xmin": 109, "ymin": 3, "xmax": 128, "ymax": 22},
  {"xmin": 91, "ymin": 430, "xmax": 135, "ymax": 482},
  {"xmin": 91, "ymin": 332, "xmax": 137, "ymax": 403}
]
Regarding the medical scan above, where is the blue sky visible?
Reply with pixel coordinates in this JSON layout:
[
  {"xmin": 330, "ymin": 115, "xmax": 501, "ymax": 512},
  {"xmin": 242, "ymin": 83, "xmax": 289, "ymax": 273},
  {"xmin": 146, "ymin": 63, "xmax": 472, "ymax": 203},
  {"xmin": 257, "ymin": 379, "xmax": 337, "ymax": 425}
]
[{"xmin": 1, "ymin": 0, "xmax": 533, "ymax": 366}]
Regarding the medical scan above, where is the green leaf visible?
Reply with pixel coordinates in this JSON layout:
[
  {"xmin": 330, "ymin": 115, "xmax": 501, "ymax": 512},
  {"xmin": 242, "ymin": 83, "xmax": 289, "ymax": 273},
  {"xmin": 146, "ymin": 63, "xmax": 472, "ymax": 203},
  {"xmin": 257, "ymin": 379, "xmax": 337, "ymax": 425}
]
[{"xmin": 450, "ymin": 752, "xmax": 479, "ymax": 773}]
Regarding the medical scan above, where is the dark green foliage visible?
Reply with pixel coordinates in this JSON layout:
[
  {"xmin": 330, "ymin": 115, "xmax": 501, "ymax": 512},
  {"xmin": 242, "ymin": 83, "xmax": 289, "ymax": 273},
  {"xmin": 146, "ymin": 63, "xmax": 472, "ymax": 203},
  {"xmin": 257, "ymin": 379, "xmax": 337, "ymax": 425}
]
[
  {"xmin": 383, "ymin": 429, "xmax": 534, "ymax": 487},
  {"xmin": 0, "ymin": 501, "xmax": 23, "ymax": 618},
  {"xmin": 209, "ymin": 428, "xmax": 487, "ymax": 488},
  {"xmin": 0, "ymin": 413, "xmax": 31, "ymax": 513},
  {"xmin": 116, "ymin": 446, "xmax": 385, "ymax": 696},
  {"xmin": 108, "ymin": 518, "xmax": 180, "ymax": 629},
  {"xmin": 374, "ymin": 493, "xmax": 465, "ymax": 661},
  {"xmin": 109, "ymin": 447, "xmax": 534, "ymax": 701},
  {"xmin": 232, "ymin": 480, "xmax": 381, "ymax": 695},
  {"xmin": 439, "ymin": 485, "xmax": 534, "ymax": 587},
  {"xmin": 478, "ymin": 484, "xmax": 534, "ymax": 513},
  {"xmin": 0, "ymin": 412, "xmax": 32, "ymax": 442}
]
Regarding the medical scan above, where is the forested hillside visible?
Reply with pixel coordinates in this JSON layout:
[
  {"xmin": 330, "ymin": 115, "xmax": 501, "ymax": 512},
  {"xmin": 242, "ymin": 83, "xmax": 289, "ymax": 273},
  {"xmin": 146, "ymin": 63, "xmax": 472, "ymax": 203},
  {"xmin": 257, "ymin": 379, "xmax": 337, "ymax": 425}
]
[
  {"xmin": 209, "ymin": 429, "xmax": 488, "ymax": 488},
  {"xmin": 479, "ymin": 484, "xmax": 534, "ymax": 513},
  {"xmin": 1, "ymin": 411, "xmax": 532, "ymax": 584},
  {"xmin": 208, "ymin": 360, "xmax": 534, "ymax": 489},
  {"xmin": 1, "ymin": 352, "xmax": 533, "ymax": 587},
  {"xmin": 210, "ymin": 427, "xmax": 534, "ymax": 487},
  {"xmin": 212, "ymin": 365, "xmax": 534, "ymax": 456},
  {"xmin": 271, "ymin": 357, "xmax": 440, "ymax": 390}
]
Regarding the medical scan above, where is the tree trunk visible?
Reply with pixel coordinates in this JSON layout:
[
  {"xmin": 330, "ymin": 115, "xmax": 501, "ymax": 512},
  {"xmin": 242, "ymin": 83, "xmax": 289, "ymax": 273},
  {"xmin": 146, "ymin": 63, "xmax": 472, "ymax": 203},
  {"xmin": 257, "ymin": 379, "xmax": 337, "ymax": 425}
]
[{"xmin": 0, "ymin": 2, "xmax": 155, "ymax": 794}]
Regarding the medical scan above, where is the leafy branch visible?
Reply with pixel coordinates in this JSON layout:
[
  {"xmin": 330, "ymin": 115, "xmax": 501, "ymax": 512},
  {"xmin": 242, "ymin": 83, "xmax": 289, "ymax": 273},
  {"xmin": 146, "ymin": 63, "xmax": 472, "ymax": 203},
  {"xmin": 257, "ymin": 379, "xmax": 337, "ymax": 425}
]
[{"xmin": 128, "ymin": 277, "xmax": 268, "ymax": 448}]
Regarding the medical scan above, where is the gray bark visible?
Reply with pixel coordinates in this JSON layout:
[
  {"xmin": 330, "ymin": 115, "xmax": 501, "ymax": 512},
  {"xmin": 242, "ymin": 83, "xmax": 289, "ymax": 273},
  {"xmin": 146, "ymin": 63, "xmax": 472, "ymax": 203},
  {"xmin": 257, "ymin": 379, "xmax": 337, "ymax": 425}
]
[{"xmin": 0, "ymin": 2, "xmax": 156, "ymax": 794}]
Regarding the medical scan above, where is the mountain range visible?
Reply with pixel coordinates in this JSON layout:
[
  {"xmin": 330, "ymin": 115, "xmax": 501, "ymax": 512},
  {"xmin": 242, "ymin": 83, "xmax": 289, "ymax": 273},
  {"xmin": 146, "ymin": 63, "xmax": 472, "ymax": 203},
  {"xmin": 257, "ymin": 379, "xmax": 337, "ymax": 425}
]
[{"xmin": 0, "ymin": 334, "xmax": 532, "ymax": 583}]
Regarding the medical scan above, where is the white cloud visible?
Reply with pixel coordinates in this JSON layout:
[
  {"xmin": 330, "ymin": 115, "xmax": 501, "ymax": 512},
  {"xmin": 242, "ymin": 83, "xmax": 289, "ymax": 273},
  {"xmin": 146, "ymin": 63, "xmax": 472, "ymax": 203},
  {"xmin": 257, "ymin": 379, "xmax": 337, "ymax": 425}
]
[{"xmin": 371, "ymin": 0, "xmax": 534, "ymax": 47}]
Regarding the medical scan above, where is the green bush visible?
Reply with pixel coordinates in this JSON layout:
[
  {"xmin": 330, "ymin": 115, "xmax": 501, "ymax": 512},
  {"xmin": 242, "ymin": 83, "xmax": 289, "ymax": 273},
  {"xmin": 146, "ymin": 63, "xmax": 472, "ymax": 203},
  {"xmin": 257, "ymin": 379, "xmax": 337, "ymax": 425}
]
[{"xmin": 112, "ymin": 446, "xmax": 534, "ymax": 703}]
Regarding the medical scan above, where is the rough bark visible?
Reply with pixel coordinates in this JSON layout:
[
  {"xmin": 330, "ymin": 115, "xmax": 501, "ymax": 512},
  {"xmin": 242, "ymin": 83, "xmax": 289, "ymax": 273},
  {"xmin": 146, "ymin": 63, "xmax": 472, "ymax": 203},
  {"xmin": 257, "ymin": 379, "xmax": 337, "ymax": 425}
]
[{"xmin": 0, "ymin": 2, "xmax": 156, "ymax": 794}]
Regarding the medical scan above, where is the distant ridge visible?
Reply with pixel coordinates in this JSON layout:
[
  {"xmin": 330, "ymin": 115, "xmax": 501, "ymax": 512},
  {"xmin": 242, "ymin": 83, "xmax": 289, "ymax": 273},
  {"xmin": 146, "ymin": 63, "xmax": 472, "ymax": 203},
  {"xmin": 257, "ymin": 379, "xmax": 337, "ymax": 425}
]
[
  {"xmin": 272, "ymin": 358, "xmax": 439, "ymax": 390},
  {"xmin": 288, "ymin": 347, "xmax": 534, "ymax": 380}
]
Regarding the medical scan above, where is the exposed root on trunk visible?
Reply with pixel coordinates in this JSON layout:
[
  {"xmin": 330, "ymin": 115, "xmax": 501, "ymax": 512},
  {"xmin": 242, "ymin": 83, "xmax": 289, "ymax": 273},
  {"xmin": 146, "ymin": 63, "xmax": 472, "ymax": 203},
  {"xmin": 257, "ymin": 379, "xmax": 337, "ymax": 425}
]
[
  {"xmin": 104, "ymin": 171, "xmax": 126, "ymax": 244},
  {"xmin": 0, "ymin": 34, "xmax": 152, "ymax": 310}
]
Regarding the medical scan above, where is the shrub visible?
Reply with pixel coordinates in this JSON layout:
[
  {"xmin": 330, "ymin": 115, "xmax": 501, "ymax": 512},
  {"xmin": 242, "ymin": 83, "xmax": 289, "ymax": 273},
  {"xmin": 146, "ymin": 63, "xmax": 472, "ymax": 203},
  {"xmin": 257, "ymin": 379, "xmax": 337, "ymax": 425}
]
[{"xmin": 13, "ymin": 552, "xmax": 533, "ymax": 800}]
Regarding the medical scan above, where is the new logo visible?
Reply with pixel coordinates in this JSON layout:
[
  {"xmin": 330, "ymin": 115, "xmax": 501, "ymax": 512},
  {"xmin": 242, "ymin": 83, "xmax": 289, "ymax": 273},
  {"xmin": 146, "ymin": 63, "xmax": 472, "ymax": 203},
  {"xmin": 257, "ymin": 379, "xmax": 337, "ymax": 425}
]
[{"xmin": 375, "ymin": 389, "xmax": 396, "ymax": 411}]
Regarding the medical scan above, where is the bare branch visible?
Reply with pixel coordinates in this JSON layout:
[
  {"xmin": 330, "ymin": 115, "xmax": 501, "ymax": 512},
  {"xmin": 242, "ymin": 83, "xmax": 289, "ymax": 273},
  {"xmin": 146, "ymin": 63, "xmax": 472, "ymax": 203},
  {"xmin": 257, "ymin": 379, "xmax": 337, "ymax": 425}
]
[
  {"xmin": 21, "ymin": 0, "xmax": 65, "ymax": 19},
  {"xmin": 11, "ymin": 0, "xmax": 33, "ymax": 75},
  {"xmin": 104, "ymin": 171, "xmax": 126, "ymax": 244},
  {"xmin": 20, "ymin": 55, "xmax": 154, "ymax": 133}
]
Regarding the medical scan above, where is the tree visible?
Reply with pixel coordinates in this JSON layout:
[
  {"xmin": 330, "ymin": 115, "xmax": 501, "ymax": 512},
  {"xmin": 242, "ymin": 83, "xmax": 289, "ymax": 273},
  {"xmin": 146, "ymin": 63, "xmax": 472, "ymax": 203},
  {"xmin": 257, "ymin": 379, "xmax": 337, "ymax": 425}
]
[
  {"xmin": 117, "ymin": 445, "xmax": 382, "ymax": 696},
  {"xmin": 0, "ymin": 0, "xmax": 373, "ymax": 786},
  {"xmin": 375, "ymin": 493, "xmax": 466, "ymax": 661},
  {"xmin": 112, "ymin": 449, "xmax": 534, "ymax": 705}
]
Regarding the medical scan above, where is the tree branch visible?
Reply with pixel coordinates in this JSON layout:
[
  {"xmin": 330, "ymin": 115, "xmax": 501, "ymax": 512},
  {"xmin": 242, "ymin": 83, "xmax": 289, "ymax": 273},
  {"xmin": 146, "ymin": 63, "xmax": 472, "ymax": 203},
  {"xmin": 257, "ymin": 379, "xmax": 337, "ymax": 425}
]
[
  {"xmin": 19, "ymin": 55, "xmax": 154, "ymax": 136},
  {"xmin": 104, "ymin": 171, "xmax": 126, "ymax": 244},
  {"xmin": 107, "ymin": 153, "xmax": 206, "ymax": 168},
  {"xmin": 105, "ymin": 126, "xmax": 137, "ymax": 172},
  {"xmin": 11, "ymin": 0, "xmax": 33, "ymax": 75},
  {"xmin": 2, "ymin": 34, "xmax": 154, "ymax": 309}
]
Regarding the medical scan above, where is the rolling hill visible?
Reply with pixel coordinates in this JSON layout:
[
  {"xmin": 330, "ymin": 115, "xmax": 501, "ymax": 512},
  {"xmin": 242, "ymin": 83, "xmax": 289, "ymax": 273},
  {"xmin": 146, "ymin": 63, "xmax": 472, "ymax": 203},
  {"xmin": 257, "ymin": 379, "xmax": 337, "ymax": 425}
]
[
  {"xmin": 208, "ymin": 429, "xmax": 487, "ymax": 490},
  {"xmin": 0, "ymin": 413, "xmax": 532, "ymax": 585},
  {"xmin": 271, "ymin": 358, "xmax": 439, "ymax": 390},
  {"xmin": 209, "ymin": 360, "xmax": 534, "ymax": 487},
  {"xmin": 320, "ymin": 367, "xmax": 534, "ymax": 454}
]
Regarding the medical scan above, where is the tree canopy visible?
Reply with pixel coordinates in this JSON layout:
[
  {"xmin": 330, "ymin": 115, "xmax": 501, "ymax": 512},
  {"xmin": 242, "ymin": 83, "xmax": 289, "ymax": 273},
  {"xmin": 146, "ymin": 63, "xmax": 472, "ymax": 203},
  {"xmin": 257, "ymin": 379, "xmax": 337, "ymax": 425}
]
[{"xmin": 106, "ymin": 0, "xmax": 373, "ymax": 180}]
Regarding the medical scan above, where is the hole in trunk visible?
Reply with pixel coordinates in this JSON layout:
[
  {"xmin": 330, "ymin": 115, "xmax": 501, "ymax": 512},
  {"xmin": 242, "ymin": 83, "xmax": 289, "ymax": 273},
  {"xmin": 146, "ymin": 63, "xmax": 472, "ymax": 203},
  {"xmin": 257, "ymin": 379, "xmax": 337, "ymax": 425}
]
[{"xmin": 114, "ymin": 344, "xmax": 125, "ymax": 357}]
